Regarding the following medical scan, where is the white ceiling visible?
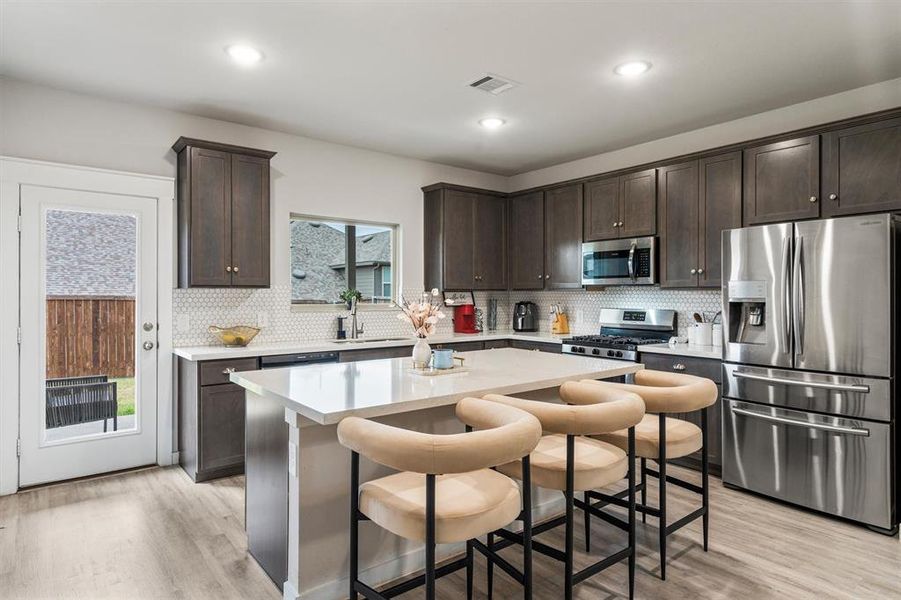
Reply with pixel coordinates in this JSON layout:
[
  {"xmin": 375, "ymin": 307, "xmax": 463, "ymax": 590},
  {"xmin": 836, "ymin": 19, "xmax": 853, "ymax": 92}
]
[{"xmin": 2, "ymin": 1, "xmax": 901, "ymax": 175}]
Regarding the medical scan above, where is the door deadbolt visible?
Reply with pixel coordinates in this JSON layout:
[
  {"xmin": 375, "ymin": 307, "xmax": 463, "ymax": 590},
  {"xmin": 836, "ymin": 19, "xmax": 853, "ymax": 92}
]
[
  {"xmin": 142, "ymin": 322, "xmax": 154, "ymax": 332},
  {"xmin": 143, "ymin": 341, "xmax": 155, "ymax": 351}
]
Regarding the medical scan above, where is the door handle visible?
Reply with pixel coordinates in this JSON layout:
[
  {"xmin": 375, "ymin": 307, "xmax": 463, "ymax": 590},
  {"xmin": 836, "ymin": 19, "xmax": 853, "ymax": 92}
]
[
  {"xmin": 627, "ymin": 242, "xmax": 636, "ymax": 282},
  {"xmin": 142, "ymin": 341, "xmax": 154, "ymax": 351},
  {"xmin": 732, "ymin": 370, "xmax": 869, "ymax": 393},
  {"xmin": 781, "ymin": 236, "xmax": 791, "ymax": 353},
  {"xmin": 792, "ymin": 236, "xmax": 804, "ymax": 356},
  {"xmin": 731, "ymin": 406, "xmax": 869, "ymax": 436}
]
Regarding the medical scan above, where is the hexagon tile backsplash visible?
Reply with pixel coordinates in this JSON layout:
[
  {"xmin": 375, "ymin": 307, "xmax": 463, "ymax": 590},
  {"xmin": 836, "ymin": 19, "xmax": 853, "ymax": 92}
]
[{"xmin": 173, "ymin": 284, "xmax": 720, "ymax": 347}]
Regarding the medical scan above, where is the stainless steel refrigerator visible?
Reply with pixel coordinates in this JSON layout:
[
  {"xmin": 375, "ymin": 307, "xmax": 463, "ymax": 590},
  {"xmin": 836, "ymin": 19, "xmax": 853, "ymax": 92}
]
[{"xmin": 721, "ymin": 213, "xmax": 898, "ymax": 534}]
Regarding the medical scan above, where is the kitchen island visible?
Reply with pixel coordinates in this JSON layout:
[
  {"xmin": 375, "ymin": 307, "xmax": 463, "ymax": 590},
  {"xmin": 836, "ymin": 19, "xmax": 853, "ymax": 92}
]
[{"xmin": 230, "ymin": 348, "xmax": 641, "ymax": 600}]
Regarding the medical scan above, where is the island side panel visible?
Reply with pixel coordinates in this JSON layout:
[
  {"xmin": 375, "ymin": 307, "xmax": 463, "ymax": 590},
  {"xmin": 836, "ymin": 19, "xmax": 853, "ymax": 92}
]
[{"xmin": 245, "ymin": 390, "xmax": 290, "ymax": 591}]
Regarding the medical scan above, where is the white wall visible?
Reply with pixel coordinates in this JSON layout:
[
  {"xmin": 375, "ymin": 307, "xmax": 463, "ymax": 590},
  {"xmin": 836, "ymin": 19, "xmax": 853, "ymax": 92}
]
[
  {"xmin": 509, "ymin": 77, "xmax": 901, "ymax": 190},
  {"xmin": 0, "ymin": 78, "xmax": 509, "ymax": 294}
]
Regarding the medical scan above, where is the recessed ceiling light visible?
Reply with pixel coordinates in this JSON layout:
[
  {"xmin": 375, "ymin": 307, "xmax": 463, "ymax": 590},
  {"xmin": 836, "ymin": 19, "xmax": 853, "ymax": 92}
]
[
  {"xmin": 614, "ymin": 61, "xmax": 651, "ymax": 77},
  {"xmin": 226, "ymin": 44, "xmax": 263, "ymax": 66},
  {"xmin": 479, "ymin": 117, "xmax": 506, "ymax": 130}
]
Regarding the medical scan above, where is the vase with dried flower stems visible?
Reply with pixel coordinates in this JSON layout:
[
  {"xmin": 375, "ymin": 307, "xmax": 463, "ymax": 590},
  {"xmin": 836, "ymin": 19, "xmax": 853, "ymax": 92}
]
[{"xmin": 397, "ymin": 289, "xmax": 446, "ymax": 368}]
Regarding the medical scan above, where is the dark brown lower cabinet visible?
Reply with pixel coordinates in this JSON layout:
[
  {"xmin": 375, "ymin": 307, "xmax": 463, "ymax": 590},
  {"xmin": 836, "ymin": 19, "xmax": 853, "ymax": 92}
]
[
  {"xmin": 178, "ymin": 356, "xmax": 259, "ymax": 482},
  {"xmin": 510, "ymin": 339, "xmax": 563, "ymax": 353},
  {"xmin": 639, "ymin": 353, "xmax": 722, "ymax": 475}
]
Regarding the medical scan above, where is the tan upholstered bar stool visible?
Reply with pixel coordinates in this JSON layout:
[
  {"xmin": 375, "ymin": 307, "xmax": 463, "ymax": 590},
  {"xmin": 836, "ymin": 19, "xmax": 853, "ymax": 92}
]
[
  {"xmin": 574, "ymin": 370, "xmax": 718, "ymax": 580},
  {"xmin": 483, "ymin": 384, "xmax": 645, "ymax": 600},
  {"xmin": 337, "ymin": 397, "xmax": 542, "ymax": 600}
]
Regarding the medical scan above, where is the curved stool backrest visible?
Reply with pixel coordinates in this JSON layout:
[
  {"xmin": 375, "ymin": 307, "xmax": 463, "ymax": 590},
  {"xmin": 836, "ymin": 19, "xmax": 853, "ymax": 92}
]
[{"xmin": 576, "ymin": 370, "xmax": 717, "ymax": 414}]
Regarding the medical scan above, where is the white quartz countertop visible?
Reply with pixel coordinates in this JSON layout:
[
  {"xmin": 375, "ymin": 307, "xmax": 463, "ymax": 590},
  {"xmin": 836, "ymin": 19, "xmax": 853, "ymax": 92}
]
[
  {"xmin": 173, "ymin": 331, "xmax": 566, "ymax": 361},
  {"xmin": 230, "ymin": 348, "xmax": 642, "ymax": 425},
  {"xmin": 639, "ymin": 343, "xmax": 722, "ymax": 360}
]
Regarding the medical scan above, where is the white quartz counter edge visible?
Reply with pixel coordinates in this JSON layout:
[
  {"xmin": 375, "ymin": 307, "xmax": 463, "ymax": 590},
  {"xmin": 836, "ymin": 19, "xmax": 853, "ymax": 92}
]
[
  {"xmin": 639, "ymin": 343, "xmax": 722, "ymax": 360},
  {"xmin": 230, "ymin": 358, "xmax": 642, "ymax": 425},
  {"xmin": 173, "ymin": 331, "xmax": 566, "ymax": 361}
]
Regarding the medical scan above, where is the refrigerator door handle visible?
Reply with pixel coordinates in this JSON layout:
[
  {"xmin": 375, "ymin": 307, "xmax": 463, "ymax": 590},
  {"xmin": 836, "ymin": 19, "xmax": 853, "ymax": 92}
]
[
  {"xmin": 781, "ymin": 236, "xmax": 792, "ymax": 353},
  {"xmin": 792, "ymin": 236, "xmax": 804, "ymax": 356},
  {"xmin": 732, "ymin": 370, "xmax": 871, "ymax": 393},
  {"xmin": 731, "ymin": 406, "xmax": 870, "ymax": 437}
]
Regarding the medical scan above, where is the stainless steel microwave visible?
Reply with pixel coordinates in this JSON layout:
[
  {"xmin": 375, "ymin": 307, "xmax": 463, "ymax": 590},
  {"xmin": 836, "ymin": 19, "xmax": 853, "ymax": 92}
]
[{"xmin": 581, "ymin": 237, "xmax": 657, "ymax": 286}]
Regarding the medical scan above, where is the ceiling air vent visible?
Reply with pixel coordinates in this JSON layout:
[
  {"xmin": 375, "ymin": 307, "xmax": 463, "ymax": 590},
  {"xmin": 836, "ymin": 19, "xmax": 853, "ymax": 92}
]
[{"xmin": 469, "ymin": 74, "xmax": 518, "ymax": 95}]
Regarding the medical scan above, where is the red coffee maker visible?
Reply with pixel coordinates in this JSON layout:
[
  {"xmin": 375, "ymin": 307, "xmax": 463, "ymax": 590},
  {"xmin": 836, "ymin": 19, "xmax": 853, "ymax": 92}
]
[{"xmin": 453, "ymin": 304, "xmax": 480, "ymax": 334}]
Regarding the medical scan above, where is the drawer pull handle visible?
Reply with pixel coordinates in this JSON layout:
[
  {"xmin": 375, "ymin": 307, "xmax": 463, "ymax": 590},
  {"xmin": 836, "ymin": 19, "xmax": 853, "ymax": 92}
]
[
  {"xmin": 731, "ymin": 407, "xmax": 869, "ymax": 436},
  {"xmin": 733, "ymin": 371, "xmax": 869, "ymax": 393},
  {"xmin": 672, "ymin": 363, "xmax": 686, "ymax": 371},
  {"xmin": 222, "ymin": 367, "xmax": 237, "ymax": 375}
]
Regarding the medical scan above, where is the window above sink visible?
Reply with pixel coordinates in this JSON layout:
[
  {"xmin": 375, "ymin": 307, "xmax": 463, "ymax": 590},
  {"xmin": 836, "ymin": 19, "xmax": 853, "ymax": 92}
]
[{"xmin": 290, "ymin": 214, "xmax": 399, "ymax": 311}]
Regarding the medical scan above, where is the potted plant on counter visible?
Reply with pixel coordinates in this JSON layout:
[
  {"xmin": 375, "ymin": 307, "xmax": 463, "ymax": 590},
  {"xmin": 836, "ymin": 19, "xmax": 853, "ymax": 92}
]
[
  {"xmin": 398, "ymin": 289, "xmax": 446, "ymax": 368},
  {"xmin": 340, "ymin": 289, "xmax": 363, "ymax": 310}
]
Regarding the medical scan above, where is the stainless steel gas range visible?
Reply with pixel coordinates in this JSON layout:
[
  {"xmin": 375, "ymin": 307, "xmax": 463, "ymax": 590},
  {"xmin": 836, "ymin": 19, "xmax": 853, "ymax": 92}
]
[{"xmin": 562, "ymin": 308, "xmax": 676, "ymax": 362}]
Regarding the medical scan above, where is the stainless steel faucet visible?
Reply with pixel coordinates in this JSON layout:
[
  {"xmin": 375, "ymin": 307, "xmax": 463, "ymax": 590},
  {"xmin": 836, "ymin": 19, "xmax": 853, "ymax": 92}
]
[{"xmin": 349, "ymin": 297, "xmax": 364, "ymax": 339}]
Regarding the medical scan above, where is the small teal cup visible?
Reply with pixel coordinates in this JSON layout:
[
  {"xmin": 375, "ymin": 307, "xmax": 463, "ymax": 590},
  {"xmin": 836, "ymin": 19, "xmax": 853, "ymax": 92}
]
[{"xmin": 431, "ymin": 349, "xmax": 454, "ymax": 369}]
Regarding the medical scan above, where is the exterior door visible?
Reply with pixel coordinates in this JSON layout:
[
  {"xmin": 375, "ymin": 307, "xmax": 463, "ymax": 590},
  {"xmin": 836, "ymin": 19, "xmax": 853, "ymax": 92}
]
[
  {"xmin": 793, "ymin": 215, "xmax": 892, "ymax": 377},
  {"xmin": 19, "ymin": 185, "xmax": 158, "ymax": 486}
]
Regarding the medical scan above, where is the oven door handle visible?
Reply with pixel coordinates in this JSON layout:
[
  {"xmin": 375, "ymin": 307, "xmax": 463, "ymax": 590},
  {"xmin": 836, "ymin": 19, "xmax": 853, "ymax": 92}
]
[
  {"xmin": 628, "ymin": 241, "xmax": 637, "ymax": 282},
  {"xmin": 732, "ymin": 370, "xmax": 870, "ymax": 393},
  {"xmin": 731, "ymin": 406, "xmax": 870, "ymax": 436}
]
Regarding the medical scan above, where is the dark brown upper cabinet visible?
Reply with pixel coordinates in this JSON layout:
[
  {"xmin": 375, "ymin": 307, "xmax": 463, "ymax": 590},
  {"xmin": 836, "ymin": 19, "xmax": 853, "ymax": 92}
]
[
  {"xmin": 658, "ymin": 161, "xmax": 700, "ymax": 288},
  {"xmin": 583, "ymin": 169, "xmax": 656, "ymax": 241},
  {"xmin": 508, "ymin": 191, "xmax": 546, "ymax": 290},
  {"xmin": 743, "ymin": 135, "xmax": 819, "ymax": 225},
  {"xmin": 544, "ymin": 184, "xmax": 583, "ymax": 289},
  {"xmin": 698, "ymin": 152, "xmax": 742, "ymax": 288},
  {"xmin": 423, "ymin": 184, "xmax": 507, "ymax": 291},
  {"xmin": 822, "ymin": 117, "xmax": 901, "ymax": 217},
  {"xmin": 173, "ymin": 137, "xmax": 276, "ymax": 288},
  {"xmin": 659, "ymin": 153, "xmax": 742, "ymax": 289}
]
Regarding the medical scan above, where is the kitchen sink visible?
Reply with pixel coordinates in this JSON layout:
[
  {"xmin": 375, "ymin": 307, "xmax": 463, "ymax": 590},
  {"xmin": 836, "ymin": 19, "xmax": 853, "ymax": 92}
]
[{"xmin": 331, "ymin": 337, "xmax": 411, "ymax": 344}]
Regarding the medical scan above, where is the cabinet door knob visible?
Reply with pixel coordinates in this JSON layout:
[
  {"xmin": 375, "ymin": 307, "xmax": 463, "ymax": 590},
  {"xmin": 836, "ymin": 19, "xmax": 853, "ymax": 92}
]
[
  {"xmin": 618, "ymin": 221, "xmax": 624, "ymax": 227},
  {"xmin": 612, "ymin": 222, "xmax": 618, "ymax": 227},
  {"xmin": 233, "ymin": 266, "xmax": 239, "ymax": 273},
  {"xmin": 222, "ymin": 367, "xmax": 237, "ymax": 374},
  {"xmin": 539, "ymin": 275, "xmax": 544, "ymax": 280},
  {"xmin": 545, "ymin": 274, "xmax": 550, "ymax": 279},
  {"xmin": 673, "ymin": 363, "xmax": 686, "ymax": 371},
  {"xmin": 809, "ymin": 196, "xmax": 817, "ymax": 203},
  {"xmin": 829, "ymin": 193, "xmax": 838, "ymax": 201},
  {"xmin": 697, "ymin": 268, "xmax": 704, "ymax": 275},
  {"xmin": 690, "ymin": 268, "xmax": 697, "ymax": 274},
  {"xmin": 226, "ymin": 266, "xmax": 232, "ymax": 272}
]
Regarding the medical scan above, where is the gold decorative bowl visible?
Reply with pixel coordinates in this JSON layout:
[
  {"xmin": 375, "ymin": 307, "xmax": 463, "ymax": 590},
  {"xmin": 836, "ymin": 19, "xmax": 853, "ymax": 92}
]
[{"xmin": 209, "ymin": 325, "xmax": 261, "ymax": 347}]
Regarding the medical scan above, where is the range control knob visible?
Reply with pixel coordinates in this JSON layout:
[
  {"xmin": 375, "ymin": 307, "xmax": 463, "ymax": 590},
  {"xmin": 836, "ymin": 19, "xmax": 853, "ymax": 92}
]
[
  {"xmin": 615, "ymin": 351, "xmax": 623, "ymax": 358},
  {"xmin": 607, "ymin": 350, "xmax": 615, "ymax": 357},
  {"xmin": 592, "ymin": 348, "xmax": 600, "ymax": 355}
]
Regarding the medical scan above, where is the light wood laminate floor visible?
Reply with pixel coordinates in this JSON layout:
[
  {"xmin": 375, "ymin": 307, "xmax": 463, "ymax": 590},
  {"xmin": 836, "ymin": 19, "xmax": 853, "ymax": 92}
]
[{"xmin": 1, "ymin": 465, "xmax": 898, "ymax": 599}]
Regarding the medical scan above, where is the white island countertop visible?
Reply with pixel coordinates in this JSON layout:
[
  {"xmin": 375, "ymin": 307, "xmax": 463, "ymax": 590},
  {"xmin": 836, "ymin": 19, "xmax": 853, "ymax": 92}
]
[
  {"xmin": 230, "ymin": 347, "xmax": 641, "ymax": 425},
  {"xmin": 174, "ymin": 330, "xmax": 566, "ymax": 361}
]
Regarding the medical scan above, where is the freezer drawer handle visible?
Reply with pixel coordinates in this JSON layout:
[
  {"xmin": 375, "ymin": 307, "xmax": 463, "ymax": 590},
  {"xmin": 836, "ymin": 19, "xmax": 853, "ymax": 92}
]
[
  {"xmin": 731, "ymin": 407, "xmax": 869, "ymax": 437},
  {"xmin": 732, "ymin": 370, "xmax": 870, "ymax": 393}
]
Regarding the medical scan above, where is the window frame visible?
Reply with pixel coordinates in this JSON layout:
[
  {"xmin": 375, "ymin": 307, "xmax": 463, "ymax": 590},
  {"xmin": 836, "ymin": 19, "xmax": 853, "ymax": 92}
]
[{"xmin": 289, "ymin": 213, "xmax": 400, "ymax": 312}]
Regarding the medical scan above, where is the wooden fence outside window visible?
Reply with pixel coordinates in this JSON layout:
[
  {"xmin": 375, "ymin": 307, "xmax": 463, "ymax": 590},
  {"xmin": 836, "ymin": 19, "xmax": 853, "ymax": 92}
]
[{"xmin": 45, "ymin": 296, "xmax": 135, "ymax": 379}]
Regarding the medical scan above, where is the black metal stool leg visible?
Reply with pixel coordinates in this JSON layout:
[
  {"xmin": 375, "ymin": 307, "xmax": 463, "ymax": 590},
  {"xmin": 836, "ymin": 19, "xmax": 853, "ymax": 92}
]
[
  {"xmin": 628, "ymin": 428, "xmax": 636, "ymax": 600},
  {"xmin": 522, "ymin": 456, "xmax": 533, "ymax": 600},
  {"xmin": 583, "ymin": 491, "xmax": 591, "ymax": 552},
  {"xmin": 640, "ymin": 457, "xmax": 647, "ymax": 524},
  {"xmin": 465, "ymin": 540, "xmax": 474, "ymax": 600},
  {"xmin": 487, "ymin": 531, "xmax": 494, "ymax": 600},
  {"xmin": 564, "ymin": 435, "xmax": 575, "ymax": 600},
  {"xmin": 425, "ymin": 474, "xmax": 436, "ymax": 600},
  {"xmin": 349, "ymin": 452, "xmax": 360, "ymax": 600},
  {"xmin": 658, "ymin": 414, "xmax": 667, "ymax": 581},
  {"xmin": 702, "ymin": 405, "xmax": 710, "ymax": 552}
]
